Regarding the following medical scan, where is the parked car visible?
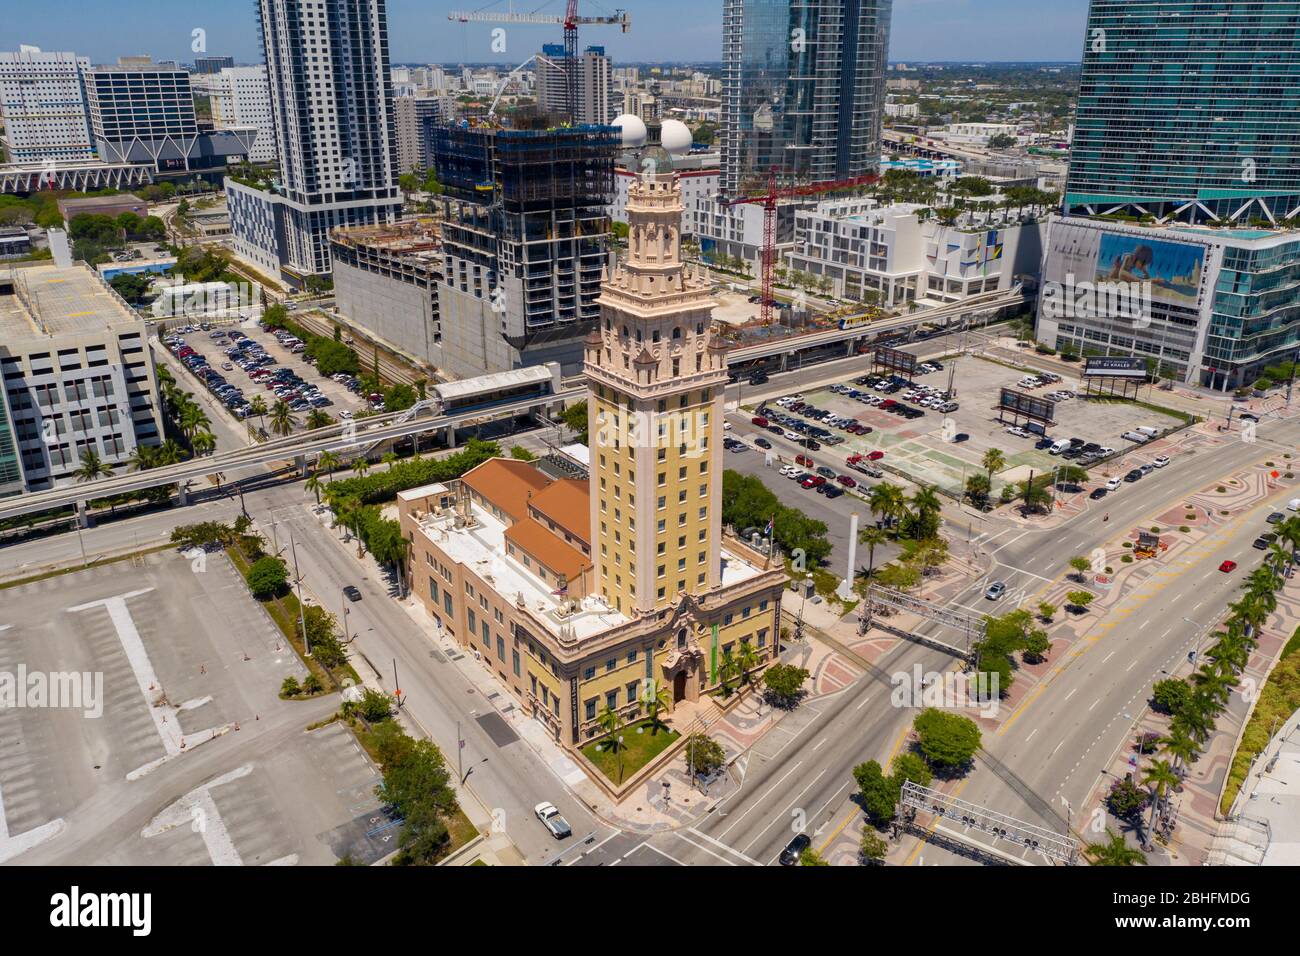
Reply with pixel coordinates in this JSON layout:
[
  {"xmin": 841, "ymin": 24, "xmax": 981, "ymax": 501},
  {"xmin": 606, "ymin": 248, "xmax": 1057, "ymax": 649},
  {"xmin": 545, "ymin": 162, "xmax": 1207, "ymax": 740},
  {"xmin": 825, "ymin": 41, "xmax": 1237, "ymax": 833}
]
[{"xmin": 1089, "ymin": 488, "xmax": 1108, "ymax": 500}]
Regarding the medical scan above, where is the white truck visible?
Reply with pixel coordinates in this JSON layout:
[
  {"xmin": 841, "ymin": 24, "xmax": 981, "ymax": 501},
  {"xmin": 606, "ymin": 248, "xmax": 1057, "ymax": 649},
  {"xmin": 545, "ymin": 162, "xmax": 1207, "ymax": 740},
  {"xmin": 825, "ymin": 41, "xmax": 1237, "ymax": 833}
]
[{"xmin": 534, "ymin": 802, "xmax": 572, "ymax": 840}]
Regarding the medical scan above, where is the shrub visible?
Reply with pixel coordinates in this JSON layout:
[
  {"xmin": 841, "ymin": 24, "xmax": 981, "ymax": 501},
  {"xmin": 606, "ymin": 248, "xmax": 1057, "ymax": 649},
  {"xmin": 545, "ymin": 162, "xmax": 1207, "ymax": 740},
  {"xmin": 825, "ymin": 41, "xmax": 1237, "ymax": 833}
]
[
  {"xmin": 246, "ymin": 556, "xmax": 289, "ymax": 597},
  {"xmin": 280, "ymin": 676, "xmax": 301, "ymax": 697},
  {"xmin": 1121, "ymin": 554, "xmax": 1133, "ymax": 563},
  {"xmin": 1152, "ymin": 678, "xmax": 1191, "ymax": 716},
  {"xmin": 1106, "ymin": 777, "xmax": 1149, "ymax": 821},
  {"xmin": 684, "ymin": 734, "xmax": 726, "ymax": 777},
  {"xmin": 912, "ymin": 708, "xmax": 981, "ymax": 770},
  {"xmin": 325, "ymin": 439, "xmax": 500, "ymax": 507},
  {"xmin": 358, "ymin": 687, "xmax": 395, "ymax": 723}
]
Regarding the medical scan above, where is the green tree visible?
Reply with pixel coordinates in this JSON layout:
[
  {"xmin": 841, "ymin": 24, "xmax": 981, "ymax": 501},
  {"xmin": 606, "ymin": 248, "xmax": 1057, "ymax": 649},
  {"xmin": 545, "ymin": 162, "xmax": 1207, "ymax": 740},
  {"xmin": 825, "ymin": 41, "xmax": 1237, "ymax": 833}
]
[
  {"xmin": 245, "ymin": 556, "xmax": 288, "ymax": 597},
  {"xmin": 684, "ymin": 733, "xmax": 726, "ymax": 777},
  {"xmin": 1066, "ymin": 590, "xmax": 1095, "ymax": 610},
  {"xmin": 280, "ymin": 676, "xmax": 301, "ymax": 697},
  {"xmin": 74, "ymin": 448, "xmax": 115, "ymax": 482},
  {"xmin": 1068, "ymin": 556, "xmax": 1091, "ymax": 582},
  {"xmin": 912, "ymin": 708, "xmax": 981, "ymax": 771},
  {"xmin": 1087, "ymin": 829, "xmax": 1146, "ymax": 866},
  {"xmin": 1037, "ymin": 601, "xmax": 1057, "ymax": 623},
  {"xmin": 853, "ymin": 760, "xmax": 901, "ymax": 824},
  {"xmin": 641, "ymin": 679, "xmax": 672, "ymax": 730},
  {"xmin": 762, "ymin": 663, "xmax": 810, "ymax": 709},
  {"xmin": 269, "ymin": 399, "xmax": 296, "ymax": 437},
  {"xmin": 860, "ymin": 826, "xmax": 889, "ymax": 865},
  {"xmin": 891, "ymin": 751, "xmax": 933, "ymax": 789},
  {"xmin": 1152, "ymin": 678, "xmax": 1191, "ymax": 717},
  {"xmin": 799, "ymin": 848, "xmax": 829, "ymax": 866}
]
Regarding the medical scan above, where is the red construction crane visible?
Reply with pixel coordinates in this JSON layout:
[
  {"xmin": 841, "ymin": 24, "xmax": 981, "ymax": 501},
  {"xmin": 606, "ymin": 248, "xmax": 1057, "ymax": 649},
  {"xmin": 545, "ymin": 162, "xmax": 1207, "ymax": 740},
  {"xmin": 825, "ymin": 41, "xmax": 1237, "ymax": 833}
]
[{"xmin": 724, "ymin": 168, "xmax": 880, "ymax": 326}]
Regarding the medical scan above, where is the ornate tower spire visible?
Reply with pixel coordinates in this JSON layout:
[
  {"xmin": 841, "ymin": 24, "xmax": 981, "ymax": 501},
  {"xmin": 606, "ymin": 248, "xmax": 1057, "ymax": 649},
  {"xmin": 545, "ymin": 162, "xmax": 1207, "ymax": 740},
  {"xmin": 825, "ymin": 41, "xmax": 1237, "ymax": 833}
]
[{"xmin": 583, "ymin": 171, "xmax": 730, "ymax": 617}]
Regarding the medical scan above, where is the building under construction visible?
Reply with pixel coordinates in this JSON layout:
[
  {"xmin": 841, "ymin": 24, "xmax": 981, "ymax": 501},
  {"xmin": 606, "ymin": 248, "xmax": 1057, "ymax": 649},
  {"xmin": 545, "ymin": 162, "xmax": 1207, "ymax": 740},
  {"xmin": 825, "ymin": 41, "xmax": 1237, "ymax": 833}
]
[
  {"xmin": 330, "ymin": 220, "xmax": 444, "ymax": 374},
  {"xmin": 432, "ymin": 120, "xmax": 619, "ymax": 375}
]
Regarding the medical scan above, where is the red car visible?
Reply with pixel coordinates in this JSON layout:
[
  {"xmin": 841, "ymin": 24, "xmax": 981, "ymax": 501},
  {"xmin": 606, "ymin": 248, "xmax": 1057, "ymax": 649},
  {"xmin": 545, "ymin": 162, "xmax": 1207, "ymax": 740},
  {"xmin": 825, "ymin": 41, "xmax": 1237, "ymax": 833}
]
[
  {"xmin": 1219, "ymin": 560, "xmax": 1237, "ymax": 573},
  {"xmin": 836, "ymin": 475, "xmax": 857, "ymax": 488},
  {"xmin": 795, "ymin": 454, "xmax": 814, "ymax": 468},
  {"xmin": 751, "ymin": 416, "xmax": 769, "ymax": 427},
  {"xmin": 867, "ymin": 450, "xmax": 885, "ymax": 461},
  {"xmin": 800, "ymin": 475, "xmax": 825, "ymax": 489},
  {"xmin": 846, "ymin": 453, "xmax": 863, "ymax": 465}
]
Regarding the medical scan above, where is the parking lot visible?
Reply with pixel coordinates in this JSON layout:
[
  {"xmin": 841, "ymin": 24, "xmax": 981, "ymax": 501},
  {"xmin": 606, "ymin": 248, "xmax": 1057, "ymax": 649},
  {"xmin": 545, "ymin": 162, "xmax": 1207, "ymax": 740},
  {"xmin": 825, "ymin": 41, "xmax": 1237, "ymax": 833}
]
[
  {"xmin": 161, "ymin": 320, "xmax": 368, "ymax": 434},
  {"xmin": 0, "ymin": 550, "xmax": 382, "ymax": 865},
  {"xmin": 737, "ymin": 354, "xmax": 1186, "ymax": 497}
]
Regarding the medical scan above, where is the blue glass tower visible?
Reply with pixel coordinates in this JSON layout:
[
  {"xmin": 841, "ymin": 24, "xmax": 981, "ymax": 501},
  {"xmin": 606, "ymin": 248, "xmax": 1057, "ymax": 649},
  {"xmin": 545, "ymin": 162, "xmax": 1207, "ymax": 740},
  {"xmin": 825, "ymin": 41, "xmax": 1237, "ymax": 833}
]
[{"xmin": 1066, "ymin": 0, "xmax": 1300, "ymax": 224}]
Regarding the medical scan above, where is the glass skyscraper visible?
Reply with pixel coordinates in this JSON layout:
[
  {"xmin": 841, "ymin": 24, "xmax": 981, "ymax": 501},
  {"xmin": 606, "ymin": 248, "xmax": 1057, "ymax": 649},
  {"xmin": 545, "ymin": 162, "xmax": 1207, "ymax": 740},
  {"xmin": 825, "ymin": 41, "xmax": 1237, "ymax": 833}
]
[
  {"xmin": 1067, "ymin": 0, "xmax": 1300, "ymax": 223},
  {"xmin": 720, "ymin": 0, "xmax": 892, "ymax": 196}
]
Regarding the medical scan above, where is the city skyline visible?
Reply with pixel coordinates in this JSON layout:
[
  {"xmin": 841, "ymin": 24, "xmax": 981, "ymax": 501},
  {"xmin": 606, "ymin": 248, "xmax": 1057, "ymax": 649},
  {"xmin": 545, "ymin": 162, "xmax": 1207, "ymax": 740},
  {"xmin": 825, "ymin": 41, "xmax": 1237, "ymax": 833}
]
[{"xmin": 5, "ymin": 0, "xmax": 1091, "ymax": 67}]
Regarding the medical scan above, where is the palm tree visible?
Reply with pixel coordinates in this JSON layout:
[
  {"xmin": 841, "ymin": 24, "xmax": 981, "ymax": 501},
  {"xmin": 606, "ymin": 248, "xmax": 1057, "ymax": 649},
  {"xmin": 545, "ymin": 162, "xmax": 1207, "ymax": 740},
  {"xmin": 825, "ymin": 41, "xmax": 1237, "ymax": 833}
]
[
  {"xmin": 858, "ymin": 525, "xmax": 887, "ymax": 577},
  {"xmin": 1140, "ymin": 758, "xmax": 1179, "ymax": 834},
  {"xmin": 909, "ymin": 484, "xmax": 942, "ymax": 534},
  {"xmin": 335, "ymin": 496, "xmax": 367, "ymax": 557},
  {"xmin": 718, "ymin": 653, "xmax": 742, "ymax": 696},
  {"xmin": 381, "ymin": 451, "xmax": 399, "ymax": 470},
  {"xmin": 1268, "ymin": 540, "xmax": 1293, "ymax": 579},
  {"xmin": 75, "ymin": 448, "xmax": 115, "ymax": 482},
  {"xmin": 156, "ymin": 439, "xmax": 183, "ymax": 466},
  {"xmin": 191, "ymin": 430, "xmax": 216, "ymax": 456},
  {"xmin": 1159, "ymin": 725, "xmax": 1201, "ymax": 776},
  {"xmin": 1172, "ymin": 702, "xmax": 1214, "ymax": 744},
  {"xmin": 596, "ymin": 704, "xmax": 623, "ymax": 744},
  {"xmin": 869, "ymin": 481, "xmax": 906, "ymax": 532},
  {"xmin": 305, "ymin": 473, "xmax": 324, "ymax": 506},
  {"xmin": 179, "ymin": 403, "xmax": 210, "ymax": 441},
  {"xmin": 1086, "ymin": 829, "xmax": 1147, "ymax": 866},
  {"xmin": 641, "ymin": 680, "xmax": 672, "ymax": 731},
  {"xmin": 351, "ymin": 457, "xmax": 371, "ymax": 478},
  {"xmin": 269, "ymin": 399, "xmax": 296, "ymax": 437},
  {"xmin": 317, "ymin": 450, "xmax": 340, "ymax": 481},
  {"xmin": 127, "ymin": 445, "xmax": 158, "ymax": 472},
  {"xmin": 247, "ymin": 394, "xmax": 267, "ymax": 425},
  {"xmin": 305, "ymin": 409, "xmax": 332, "ymax": 431},
  {"xmin": 736, "ymin": 641, "xmax": 762, "ymax": 684},
  {"xmin": 981, "ymin": 447, "xmax": 1006, "ymax": 485}
]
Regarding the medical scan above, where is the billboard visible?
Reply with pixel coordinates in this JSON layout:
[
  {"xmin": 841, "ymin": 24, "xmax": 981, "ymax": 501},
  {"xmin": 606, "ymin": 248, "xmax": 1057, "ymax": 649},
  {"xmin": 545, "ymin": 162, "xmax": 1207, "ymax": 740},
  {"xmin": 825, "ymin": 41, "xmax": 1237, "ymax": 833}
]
[
  {"xmin": 1095, "ymin": 233, "xmax": 1203, "ymax": 308},
  {"xmin": 998, "ymin": 387, "xmax": 1056, "ymax": 424},
  {"xmin": 1084, "ymin": 356, "xmax": 1148, "ymax": 379},
  {"xmin": 874, "ymin": 345, "xmax": 918, "ymax": 375}
]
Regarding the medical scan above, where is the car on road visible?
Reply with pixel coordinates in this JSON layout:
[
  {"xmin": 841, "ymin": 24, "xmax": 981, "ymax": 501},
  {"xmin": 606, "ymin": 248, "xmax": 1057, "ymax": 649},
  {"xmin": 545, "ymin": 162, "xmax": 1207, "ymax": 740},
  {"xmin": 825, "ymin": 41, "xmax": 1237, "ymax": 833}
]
[
  {"xmin": 1123, "ymin": 470, "xmax": 1143, "ymax": 482},
  {"xmin": 343, "ymin": 585, "xmax": 363, "ymax": 602},
  {"xmin": 1219, "ymin": 560, "xmax": 1238, "ymax": 573},
  {"xmin": 1089, "ymin": 488, "xmax": 1108, "ymax": 500},
  {"xmin": 534, "ymin": 802, "xmax": 572, "ymax": 839},
  {"xmin": 1152, "ymin": 455, "xmax": 1170, "ymax": 468},
  {"xmin": 985, "ymin": 582, "xmax": 1007, "ymax": 601},
  {"xmin": 779, "ymin": 833, "xmax": 811, "ymax": 866},
  {"xmin": 1105, "ymin": 477, "xmax": 1123, "ymax": 491},
  {"xmin": 1253, "ymin": 533, "xmax": 1277, "ymax": 550},
  {"xmin": 754, "ymin": 438, "xmax": 771, "ymax": 449},
  {"xmin": 1267, "ymin": 512, "xmax": 1285, "ymax": 524}
]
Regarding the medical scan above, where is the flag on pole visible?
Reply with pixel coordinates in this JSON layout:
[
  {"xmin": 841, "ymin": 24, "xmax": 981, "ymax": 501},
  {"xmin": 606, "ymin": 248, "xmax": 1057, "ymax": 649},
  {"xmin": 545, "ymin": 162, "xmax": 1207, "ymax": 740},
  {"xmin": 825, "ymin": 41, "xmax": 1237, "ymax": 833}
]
[{"xmin": 764, "ymin": 515, "xmax": 774, "ymax": 537}]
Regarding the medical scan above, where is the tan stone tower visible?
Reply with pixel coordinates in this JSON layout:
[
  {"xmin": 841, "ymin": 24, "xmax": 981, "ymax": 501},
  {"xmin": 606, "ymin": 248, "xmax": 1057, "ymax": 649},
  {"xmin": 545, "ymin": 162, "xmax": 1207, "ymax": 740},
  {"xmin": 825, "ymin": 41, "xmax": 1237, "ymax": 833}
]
[{"xmin": 584, "ymin": 170, "xmax": 730, "ymax": 617}]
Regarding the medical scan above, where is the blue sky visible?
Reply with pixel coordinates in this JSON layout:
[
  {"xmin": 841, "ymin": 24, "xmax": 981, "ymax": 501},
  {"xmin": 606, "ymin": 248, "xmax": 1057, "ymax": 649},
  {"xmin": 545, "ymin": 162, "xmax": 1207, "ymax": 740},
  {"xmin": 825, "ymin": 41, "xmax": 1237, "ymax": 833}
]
[{"xmin": 6, "ymin": 0, "xmax": 1089, "ymax": 66}]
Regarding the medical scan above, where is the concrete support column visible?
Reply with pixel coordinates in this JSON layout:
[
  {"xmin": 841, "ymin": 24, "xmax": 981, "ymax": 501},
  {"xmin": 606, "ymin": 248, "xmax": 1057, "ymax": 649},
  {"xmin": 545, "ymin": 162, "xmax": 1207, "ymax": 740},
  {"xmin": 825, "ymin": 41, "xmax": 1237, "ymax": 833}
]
[
  {"xmin": 443, "ymin": 425, "xmax": 457, "ymax": 450},
  {"xmin": 296, "ymin": 454, "xmax": 309, "ymax": 478},
  {"xmin": 845, "ymin": 338, "xmax": 854, "ymax": 356},
  {"xmin": 779, "ymin": 352, "xmax": 790, "ymax": 371},
  {"xmin": 75, "ymin": 499, "xmax": 89, "ymax": 529},
  {"xmin": 835, "ymin": 512, "xmax": 859, "ymax": 602},
  {"xmin": 177, "ymin": 484, "xmax": 188, "ymax": 507}
]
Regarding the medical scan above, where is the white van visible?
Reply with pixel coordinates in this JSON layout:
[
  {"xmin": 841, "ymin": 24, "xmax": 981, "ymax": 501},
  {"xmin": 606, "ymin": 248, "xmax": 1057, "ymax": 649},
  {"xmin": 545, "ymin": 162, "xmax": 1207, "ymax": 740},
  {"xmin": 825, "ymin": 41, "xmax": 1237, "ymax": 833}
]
[
  {"xmin": 1049, "ymin": 438, "xmax": 1072, "ymax": 455},
  {"xmin": 1289, "ymin": 498, "xmax": 1300, "ymax": 512},
  {"xmin": 1135, "ymin": 425, "xmax": 1160, "ymax": 438}
]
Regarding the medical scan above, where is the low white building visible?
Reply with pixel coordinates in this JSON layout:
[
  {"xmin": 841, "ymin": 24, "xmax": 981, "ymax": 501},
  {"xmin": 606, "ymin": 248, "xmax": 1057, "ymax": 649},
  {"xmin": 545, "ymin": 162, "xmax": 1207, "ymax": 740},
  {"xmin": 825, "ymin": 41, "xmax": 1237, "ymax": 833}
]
[
  {"xmin": 936, "ymin": 122, "xmax": 1019, "ymax": 146},
  {"xmin": 784, "ymin": 197, "xmax": 1043, "ymax": 309}
]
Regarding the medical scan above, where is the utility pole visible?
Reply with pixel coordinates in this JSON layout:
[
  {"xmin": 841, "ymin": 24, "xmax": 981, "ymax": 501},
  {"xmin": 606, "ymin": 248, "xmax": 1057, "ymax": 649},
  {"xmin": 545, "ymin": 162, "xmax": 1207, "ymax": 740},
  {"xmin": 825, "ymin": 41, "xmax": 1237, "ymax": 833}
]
[{"xmin": 289, "ymin": 531, "xmax": 309, "ymax": 657}]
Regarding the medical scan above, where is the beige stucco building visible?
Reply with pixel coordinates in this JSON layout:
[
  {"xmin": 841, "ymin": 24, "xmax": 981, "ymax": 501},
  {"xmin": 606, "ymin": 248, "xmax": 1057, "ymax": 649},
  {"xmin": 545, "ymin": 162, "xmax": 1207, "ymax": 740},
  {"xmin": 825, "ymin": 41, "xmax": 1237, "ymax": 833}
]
[{"xmin": 399, "ymin": 170, "xmax": 787, "ymax": 751}]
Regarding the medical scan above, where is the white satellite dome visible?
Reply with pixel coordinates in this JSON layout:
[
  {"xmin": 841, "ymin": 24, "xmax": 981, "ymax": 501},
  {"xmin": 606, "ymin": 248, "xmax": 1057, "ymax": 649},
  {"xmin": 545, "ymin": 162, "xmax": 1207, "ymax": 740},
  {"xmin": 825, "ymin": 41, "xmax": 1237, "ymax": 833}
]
[
  {"xmin": 660, "ymin": 119, "xmax": 693, "ymax": 155},
  {"xmin": 612, "ymin": 113, "xmax": 648, "ymax": 148}
]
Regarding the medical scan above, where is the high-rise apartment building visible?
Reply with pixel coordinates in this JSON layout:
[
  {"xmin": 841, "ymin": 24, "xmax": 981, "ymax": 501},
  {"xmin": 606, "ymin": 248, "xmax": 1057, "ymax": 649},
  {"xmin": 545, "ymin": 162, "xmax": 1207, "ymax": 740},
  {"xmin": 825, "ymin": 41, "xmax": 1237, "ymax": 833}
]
[
  {"xmin": 719, "ymin": 0, "xmax": 892, "ymax": 195},
  {"xmin": 227, "ymin": 0, "xmax": 403, "ymax": 285},
  {"xmin": 1067, "ymin": 0, "xmax": 1300, "ymax": 224},
  {"xmin": 537, "ymin": 45, "xmax": 616, "ymax": 125},
  {"xmin": 393, "ymin": 93, "xmax": 443, "ymax": 175},
  {"xmin": 208, "ymin": 66, "xmax": 276, "ymax": 164},
  {"xmin": 0, "ymin": 46, "xmax": 94, "ymax": 164}
]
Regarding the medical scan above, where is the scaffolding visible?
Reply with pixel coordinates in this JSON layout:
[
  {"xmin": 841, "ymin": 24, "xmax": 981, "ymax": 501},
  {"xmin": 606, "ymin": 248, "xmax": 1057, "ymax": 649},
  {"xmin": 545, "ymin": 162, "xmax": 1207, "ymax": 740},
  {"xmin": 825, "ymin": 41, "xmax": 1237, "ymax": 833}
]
[{"xmin": 899, "ymin": 780, "xmax": 1079, "ymax": 865}]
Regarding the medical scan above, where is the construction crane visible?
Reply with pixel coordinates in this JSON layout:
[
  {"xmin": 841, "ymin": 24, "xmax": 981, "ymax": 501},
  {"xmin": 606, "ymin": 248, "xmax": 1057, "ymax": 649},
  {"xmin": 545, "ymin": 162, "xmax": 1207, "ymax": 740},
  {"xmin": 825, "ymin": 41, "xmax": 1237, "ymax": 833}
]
[
  {"xmin": 448, "ymin": 3, "xmax": 631, "ymax": 123},
  {"xmin": 724, "ymin": 168, "xmax": 881, "ymax": 327}
]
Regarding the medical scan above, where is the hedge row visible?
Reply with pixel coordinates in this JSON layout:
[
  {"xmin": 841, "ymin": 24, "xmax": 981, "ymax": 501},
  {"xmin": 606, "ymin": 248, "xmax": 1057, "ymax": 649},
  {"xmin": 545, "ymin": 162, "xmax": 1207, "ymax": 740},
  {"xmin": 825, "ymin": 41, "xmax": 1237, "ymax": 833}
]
[{"xmin": 324, "ymin": 439, "xmax": 501, "ymax": 507}]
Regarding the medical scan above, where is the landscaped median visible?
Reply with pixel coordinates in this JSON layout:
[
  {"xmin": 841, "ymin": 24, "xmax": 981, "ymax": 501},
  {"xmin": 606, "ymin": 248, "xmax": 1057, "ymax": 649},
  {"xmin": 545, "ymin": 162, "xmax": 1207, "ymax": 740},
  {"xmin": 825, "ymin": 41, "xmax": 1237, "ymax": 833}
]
[{"xmin": 1220, "ymin": 624, "xmax": 1300, "ymax": 816}]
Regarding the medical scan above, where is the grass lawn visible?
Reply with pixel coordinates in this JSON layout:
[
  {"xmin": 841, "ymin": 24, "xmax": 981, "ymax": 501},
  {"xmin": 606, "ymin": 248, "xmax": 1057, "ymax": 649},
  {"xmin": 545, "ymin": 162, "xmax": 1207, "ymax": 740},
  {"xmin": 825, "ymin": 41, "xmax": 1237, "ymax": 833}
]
[{"xmin": 582, "ymin": 718, "xmax": 681, "ymax": 785}]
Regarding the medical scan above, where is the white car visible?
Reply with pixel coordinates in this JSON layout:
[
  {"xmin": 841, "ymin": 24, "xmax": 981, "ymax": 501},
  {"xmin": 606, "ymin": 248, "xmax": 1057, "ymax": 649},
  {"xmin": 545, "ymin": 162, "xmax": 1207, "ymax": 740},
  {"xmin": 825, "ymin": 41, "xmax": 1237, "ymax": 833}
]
[
  {"xmin": 779, "ymin": 465, "xmax": 797, "ymax": 477},
  {"xmin": 723, "ymin": 421, "xmax": 732, "ymax": 430},
  {"xmin": 1106, "ymin": 477, "xmax": 1122, "ymax": 491},
  {"xmin": 1152, "ymin": 455, "xmax": 1170, "ymax": 468},
  {"xmin": 534, "ymin": 802, "xmax": 572, "ymax": 839},
  {"xmin": 783, "ymin": 430, "xmax": 800, "ymax": 441}
]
